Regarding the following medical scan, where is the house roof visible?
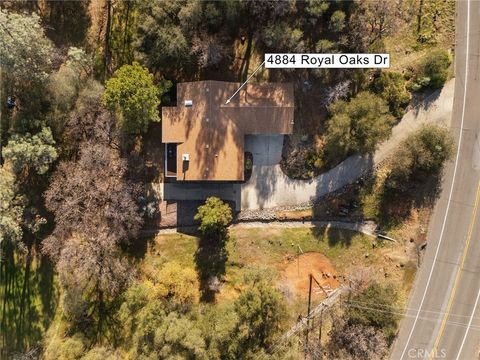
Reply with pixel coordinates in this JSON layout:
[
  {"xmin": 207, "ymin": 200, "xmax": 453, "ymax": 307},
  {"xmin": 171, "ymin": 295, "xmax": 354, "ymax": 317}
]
[{"xmin": 162, "ymin": 80, "xmax": 294, "ymax": 181}]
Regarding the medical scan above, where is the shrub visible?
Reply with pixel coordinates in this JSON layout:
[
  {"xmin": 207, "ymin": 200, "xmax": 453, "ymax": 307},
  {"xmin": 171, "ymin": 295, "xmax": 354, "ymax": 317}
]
[
  {"xmin": 346, "ymin": 283, "xmax": 399, "ymax": 343},
  {"xmin": 371, "ymin": 71, "xmax": 411, "ymax": 118},
  {"xmin": 386, "ymin": 124, "xmax": 454, "ymax": 192},
  {"xmin": 304, "ymin": 149, "xmax": 324, "ymax": 171},
  {"xmin": 410, "ymin": 49, "xmax": 451, "ymax": 91},
  {"xmin": 325, "ymin": 92, "xmax": 394, "ymax": 158}
]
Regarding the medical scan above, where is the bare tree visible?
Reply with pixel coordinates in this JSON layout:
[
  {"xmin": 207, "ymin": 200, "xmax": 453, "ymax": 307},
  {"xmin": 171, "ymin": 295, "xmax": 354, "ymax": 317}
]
[
  {"xmin": 43, "ymin": 141, "xmax": 142, "ymax": 260},
  {"xmin": 328, "ymin": 320, "xmax": 389, "ymax": 360},
  {"xmin": 58, "ymin": 229, "xmax": 132, "ymax": 333}
]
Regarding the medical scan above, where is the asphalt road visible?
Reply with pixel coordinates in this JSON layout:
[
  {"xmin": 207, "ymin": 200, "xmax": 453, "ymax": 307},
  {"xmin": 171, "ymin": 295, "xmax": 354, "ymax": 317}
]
[{"xmin": 391, "ymin": 1, "xmax": 480, "ymax": 359}]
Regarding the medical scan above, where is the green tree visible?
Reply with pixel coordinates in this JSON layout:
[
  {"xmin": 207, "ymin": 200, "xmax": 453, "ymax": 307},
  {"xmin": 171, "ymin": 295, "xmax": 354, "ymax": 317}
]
[
  {"xmin": 0, "ymin": 9, "xmax": 53, "ymax": 89},
  {"xmin": 2, "ymin": 127, "xmax": 58, "ymax": 176},
  {"xmin": 346, "ymin": 283, "xmax": 399, "ymax": 342},
  {"xmin": 117, "ymin": 283, "xmax": 207, "ymax": 359},
  {"xmin": 315, "ymin": 39, "xmax": 335, "ymax": 53},
  {"xmin": 386, "ymin": 124, "xmax": 454, "ymax": 191},
  {"xmin": 422, "ymin": 49, "xmax": 451, "ymax": 89},
  {"xmin": 233, "ymin": 276, "xmax": 287, "ymax": 355},
  {"xmin": 325, "ymin": 92, "xmax": 394, "ymax": 158},
  {"xmin": 372, "ymin": 71, "xmax": 412, "ymax": 118},
  {"xmin": 194, "ymin": 197, "xmax": 233, "ymax": 238},
  {"xmin": 0, "ymin": 166, "xmax": 24, "ymax": 247},
  {"xmin": 262, "ymin": 23, "xmax": 304, "ymax": 52},
  {"xmin": 154, "ymin": 261, "xmax": 200, "ymax": 310},
  {"xmin": 329, "ymin": 10, "xmax": 346, "ymax": 32},
  {"xmin": 136, "ymin": 2, "xmax": 190, "ymax": 74},
  {"xmin": 43, "ymin": 333, "xmax": 87, "ymax": 360},
  {"xmin": 103, "ymin": 62, "xmax": 160, "ymax": 134},
  {"xmin": 305, "ymin": 0, "xmax": 329, "ymax": 17}
]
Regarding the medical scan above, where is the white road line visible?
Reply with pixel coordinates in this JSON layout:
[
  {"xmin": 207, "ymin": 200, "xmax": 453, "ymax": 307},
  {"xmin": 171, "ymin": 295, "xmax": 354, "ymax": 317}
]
[
  {"xmin": 455, "ymin": 285, "xmax": 480, "ymax": 360},
  {"xmin": 399, "ymin": 0, "xmax": 471, "ymax": 358}
]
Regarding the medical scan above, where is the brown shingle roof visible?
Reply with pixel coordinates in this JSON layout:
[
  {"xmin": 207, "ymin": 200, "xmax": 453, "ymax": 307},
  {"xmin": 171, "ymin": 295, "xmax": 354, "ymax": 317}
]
[{"xmin": 162, "ymin": 81, "xmax": 294, "ymax": 181}]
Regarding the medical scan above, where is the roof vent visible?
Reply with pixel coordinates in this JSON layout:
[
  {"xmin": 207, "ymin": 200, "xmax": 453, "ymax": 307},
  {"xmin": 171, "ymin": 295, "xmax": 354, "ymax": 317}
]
[
  {"xmin": 184, "ymin": 100, "xmax": 193, "ymax": 107},
  {"xmin": 182, "ymin": 153, "xmax": 190, "ymax": 161}
]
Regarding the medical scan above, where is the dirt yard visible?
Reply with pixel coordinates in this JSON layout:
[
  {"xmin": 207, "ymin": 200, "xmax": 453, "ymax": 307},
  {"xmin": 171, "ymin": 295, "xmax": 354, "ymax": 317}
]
[{"xmin": 281, "ymin": 252, "xmax": 339, "ymax": 301}]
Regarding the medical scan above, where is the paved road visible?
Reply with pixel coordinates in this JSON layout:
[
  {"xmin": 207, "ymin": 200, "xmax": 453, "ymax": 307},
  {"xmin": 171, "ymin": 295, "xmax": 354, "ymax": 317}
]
[
  {"xmin": 391, "ymin": 1, "xmax": 480, "ymax": 359},
  {"xmin": 241, "ymin": 80, "xmax": 454, "ymax": 210}
]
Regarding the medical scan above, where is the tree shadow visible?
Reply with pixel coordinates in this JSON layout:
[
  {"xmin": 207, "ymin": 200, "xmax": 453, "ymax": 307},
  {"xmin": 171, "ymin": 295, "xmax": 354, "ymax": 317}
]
[
  {"xmin": 1, "ymin": 243, "xmax": 59, "ymax": 357},
  {"xmin": 378, "ymin": 173, "xmax": 442, "ymax": 230},
  {"xmin": 194, "ymin": 234, "xmax": 229, "ymax": 302},
  {"xmin": 309, "ymin": 225, "xmax": 356, "ymax": 247}
]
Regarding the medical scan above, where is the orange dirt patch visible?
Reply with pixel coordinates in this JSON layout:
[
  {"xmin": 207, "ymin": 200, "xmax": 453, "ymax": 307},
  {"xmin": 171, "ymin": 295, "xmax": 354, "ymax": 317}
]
[{"xmin": 281, "ymin": 252, "xmax": 340, "ymax": 300}]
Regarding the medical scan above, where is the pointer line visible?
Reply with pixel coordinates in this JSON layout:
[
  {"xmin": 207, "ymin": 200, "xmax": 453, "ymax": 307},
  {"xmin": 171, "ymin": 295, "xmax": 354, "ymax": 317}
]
[{"xmin": 224, "ymin": 60, "xmax": 266, "ymax": 105}]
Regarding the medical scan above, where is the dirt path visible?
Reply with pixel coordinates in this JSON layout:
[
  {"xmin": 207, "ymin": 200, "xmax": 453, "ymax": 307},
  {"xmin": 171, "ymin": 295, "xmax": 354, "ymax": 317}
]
[{"xmin": 155, "ymin": 220, "xmax": 378, "ymax": 237}]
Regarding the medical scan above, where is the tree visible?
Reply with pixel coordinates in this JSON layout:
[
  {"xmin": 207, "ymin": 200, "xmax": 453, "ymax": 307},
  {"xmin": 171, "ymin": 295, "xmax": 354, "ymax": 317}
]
[
  {"xmin": 315, "ymin": 39, "xmax": 335, "ymax": 53},
  {"xmin": 43, "ymin": 333, "xmax": 87, "ymax": 360},
  {"xmin": 2, "ymin": 127, "xmax": 58, "ymax": 176},
  {"xmin": 43, "ymin": 142, "xmax": 142, "ymax": 259},
  {"xmin": 47, "ymin": 47, "xmax": 94, "ymax": 135},
  {"xmin": 329, "ymin": 10, "xmax": 346, "ymax": 32},
  {"xmin": 194, "ymin": 197, "xmax": 233, "ymax": 238},
  {"xmin": 117, "ymin": 283, "xmax": 207, "ymax": 359},
  {"xmin": 153, "ymin": 261, "xmax": 200, "ymax": 310},
  {"xmin": 0, "ymin": 166, "xmax": 24, "ymax": 247},
  {"xmin": 345, "ymin": 283, "xmax": 399, "ymax": 341},
  {"xmin": 135, "ymin": 2, "xmax": 190, "ymax": 74},
  {"xmin": 421, "ymin": 49, "xmax": 451, "ymax": 89},
  {"xmin": 262, "ymin": 23, "xmax": 304, "ymax": 52},
  {"xmin": 304, "ymin": 0, "xmax": 329, "ymax": 18},
  {"xmin": 233, "ymin": 276, "xmax": 287, "ymax": 355},
  {"xmin": 328, "ymin": 321, "xmax": 389, "ymax": 360},
  {"xmin": 325, "ymin": 92, "xmax": 394, "ymax": 158},
  {"xmin": 386, "ymin": 124, "xmax": 454, "ymax": 191},
  {"xmin": 56, "ymin": 230, "xmax": 131, "ymax": 331},
  {"xmin": 63, "ymin": 80, "xmax": 116, "ymax": 154},
  {"xmin": 0, "ymin": 9, "xmax": 53, "ymax": 89},
  {"xmin": 348, "ymin": 0, "xmax": 401, "ymax": 51},
  {"xmin": 103, "ymin": 62, "xmax": 160, "ymax": 134},
  {"xmin": 372, "ymin": 71, "xmax": 411, "ymax": 118}
]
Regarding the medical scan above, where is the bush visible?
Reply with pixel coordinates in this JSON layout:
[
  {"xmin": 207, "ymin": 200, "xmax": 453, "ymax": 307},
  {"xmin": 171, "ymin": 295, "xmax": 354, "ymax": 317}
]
[
  {"xmin": 346, "ymin": 283, "xmax": 399, "ymax": 343},
  {"xmin": 386, "ymin": 124, "xmax": 454, "ymax": 192},
  {"xmin": 325, "ymin": 92, "xmax": 394, "ymax": 158},
  {"xmin": 371, "ymin": 71, "xmax": 411, "ymax": 118},
  {"xmin": 423, "ymin": 50, "xmax": 451, "ymax": 88},
  {"xmin": 410, "ymin": 50, "xmax": 451, "ymax": 91},
  {"xmin": 304, "ymin": 149, "xmax": 324, "ymax": 171}
]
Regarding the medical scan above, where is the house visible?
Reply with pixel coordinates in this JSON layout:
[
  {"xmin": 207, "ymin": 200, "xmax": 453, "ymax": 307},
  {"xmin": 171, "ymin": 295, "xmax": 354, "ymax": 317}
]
[{"xmin": 162, "ymin": 80, "xmax": 294, "ymax": 181}]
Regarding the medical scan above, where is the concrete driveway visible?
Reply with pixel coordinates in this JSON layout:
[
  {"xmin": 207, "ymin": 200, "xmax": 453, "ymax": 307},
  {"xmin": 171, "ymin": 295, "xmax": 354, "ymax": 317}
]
[
  {"xmin": 241, "ymin": 79, "xmax": 455, "ymax": 210},
  {"xmin": 245, "ymin": 135, "xmax": 284, "ymax": 166}
]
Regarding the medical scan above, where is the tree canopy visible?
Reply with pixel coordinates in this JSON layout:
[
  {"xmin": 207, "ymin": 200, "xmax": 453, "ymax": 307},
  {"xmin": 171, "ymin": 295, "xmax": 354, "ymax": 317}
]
[
  {"xmin": 0, "ymin": 166, "xmax": 24, "ymax": 247},
  {"xmin": 345, "ymin": 283, "xmax": 399, "ymax": 341},
  {"xmin": 325, "ymin": 91, "xmax": 395, "ymax": 158},
  {"xmin": 194, "ymin": 197, "xmax": 233, "ymax": 238},
  {"xmin": 422, "ymin": 50, "xmax": 451, "ymax": 89},
  {"xmin": 0, "ymin": 9, "xmax": 53, "ymax": 88},
  {"xmin": 2, "ymin": 127, "xmax": 58, "ymax": 176},
  {"xmin": 372, "ymin": 71, "xmax": 411, "ymax": 118},
  {"xmin": 103, "ymin": 62, "xmax": 160, "ymax": 134},
  {"xmin": 386, "ymin": 124, "xmax": 454, "ymax": 192}
]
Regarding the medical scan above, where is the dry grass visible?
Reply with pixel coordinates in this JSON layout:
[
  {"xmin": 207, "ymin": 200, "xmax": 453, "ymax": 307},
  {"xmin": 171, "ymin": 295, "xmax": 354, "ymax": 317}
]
[{"xmin": 147, "ymin": 226, "xmax": 417, "ymax": 321}]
